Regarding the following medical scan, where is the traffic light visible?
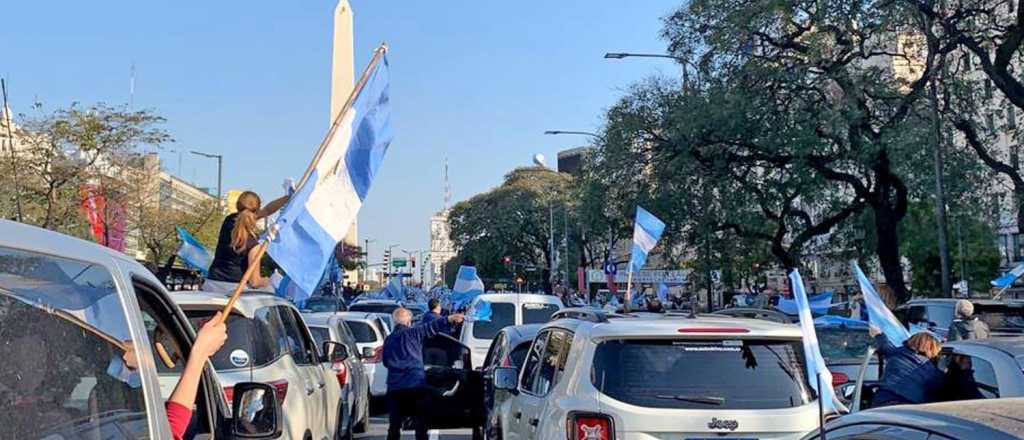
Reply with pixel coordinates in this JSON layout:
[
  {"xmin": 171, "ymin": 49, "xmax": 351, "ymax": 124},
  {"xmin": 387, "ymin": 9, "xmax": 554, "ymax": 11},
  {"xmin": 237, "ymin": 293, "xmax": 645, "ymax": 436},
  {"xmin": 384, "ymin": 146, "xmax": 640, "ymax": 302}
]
[
  {"xmin": 411, "ymin": 256, "xmax": 416, "ymax": 268},
  {"xmin": 383, "ymin": 249, "xmax": 391, "ymax": 274}
]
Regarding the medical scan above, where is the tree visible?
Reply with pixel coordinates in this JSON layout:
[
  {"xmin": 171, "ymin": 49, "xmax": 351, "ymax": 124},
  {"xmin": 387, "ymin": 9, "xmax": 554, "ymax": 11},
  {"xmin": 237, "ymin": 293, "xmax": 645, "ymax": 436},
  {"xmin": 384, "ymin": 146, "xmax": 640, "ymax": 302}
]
[{"xmin": 448, "ymin": 167, "xmax": 579, "ymax": 289}]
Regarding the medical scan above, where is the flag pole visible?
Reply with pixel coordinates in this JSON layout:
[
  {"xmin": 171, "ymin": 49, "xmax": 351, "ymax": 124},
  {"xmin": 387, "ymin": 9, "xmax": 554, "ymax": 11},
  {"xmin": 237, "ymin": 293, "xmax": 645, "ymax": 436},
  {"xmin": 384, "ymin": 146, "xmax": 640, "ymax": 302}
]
[
  {"xmin": 624, "ymin": 266, "xmax": 634, "ymax": 312},
  {"xmin": 215, "ymin": 42, "xmax": 389, "ymax": 324}
]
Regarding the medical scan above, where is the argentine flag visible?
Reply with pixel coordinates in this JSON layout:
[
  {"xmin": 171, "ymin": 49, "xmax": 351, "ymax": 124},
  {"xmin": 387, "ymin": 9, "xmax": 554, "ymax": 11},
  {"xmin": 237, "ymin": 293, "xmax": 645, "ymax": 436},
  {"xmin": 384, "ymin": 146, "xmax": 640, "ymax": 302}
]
[
  {"xmin": 267, "ymin": 53, "xmax": 392, "ymax": 295},
  {"xmin": 450, "ymin": 265, "xmax": 485, "ymax": 310},
  {"xmin": 992, "ymin": 261, "xmax": 1024, "ymax": 289},
  {"xmin": 176, "ymin": 226, "xmax": 212, "ymax": 276},
  {"xmin": 629, "ymin": 206, "xmax": 666, "ymax": 273},
  {"xmin": 790, "ymin": 269, "xmax": 847, "ymax": 414},
  {"xmin": 852, "ymin": 262, "xmax": 910, "ymax": 346}
]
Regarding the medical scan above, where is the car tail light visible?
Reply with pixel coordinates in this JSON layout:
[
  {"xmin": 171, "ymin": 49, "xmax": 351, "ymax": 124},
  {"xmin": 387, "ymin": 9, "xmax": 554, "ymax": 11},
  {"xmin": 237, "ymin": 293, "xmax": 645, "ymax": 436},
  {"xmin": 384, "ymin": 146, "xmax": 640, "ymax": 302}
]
[
  {"xmin": 269, "ymin": 379, "xmax": 289, "ymax": 401},
  {"xmin": 501, "ymin": 353, "xmax": 512, "ymax": 368},
  {"xmin": 567, "ymin": 413, "xmax": 614, "ymax": 440},
  {"xmin": 333, "ymin": 361, "xmax": 349, "ymax": 387},
  {"xmin": 677, "ymin": 327, "xmax": 749, "ymax": 333},
  {"xmin": 363, "ymin": 346, "xmax": 383, "ymax": 363},
  {"xmin": 223, "ymin": 386, "xmax": 234, "ymax": 403},
  {"xmin": 831, "ymin": 372, "xmax": 850, "ymax": 387}
]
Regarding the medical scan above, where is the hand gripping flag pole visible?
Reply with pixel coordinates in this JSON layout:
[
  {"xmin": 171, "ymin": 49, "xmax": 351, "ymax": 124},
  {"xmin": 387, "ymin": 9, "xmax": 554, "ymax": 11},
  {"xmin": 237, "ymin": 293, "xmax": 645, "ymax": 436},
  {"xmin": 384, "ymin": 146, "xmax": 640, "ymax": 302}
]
[{"xmin": 216, "ymin": 43, "xmax": 390, "ymax": 324}]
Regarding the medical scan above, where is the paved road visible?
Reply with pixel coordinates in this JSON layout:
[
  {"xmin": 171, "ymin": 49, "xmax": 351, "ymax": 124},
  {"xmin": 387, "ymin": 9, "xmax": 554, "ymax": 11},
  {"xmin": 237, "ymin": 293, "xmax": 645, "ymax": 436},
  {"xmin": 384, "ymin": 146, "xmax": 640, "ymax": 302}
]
[{"xmin": 356, "ymin": 416, "xmax": 472, "ymax": 440}]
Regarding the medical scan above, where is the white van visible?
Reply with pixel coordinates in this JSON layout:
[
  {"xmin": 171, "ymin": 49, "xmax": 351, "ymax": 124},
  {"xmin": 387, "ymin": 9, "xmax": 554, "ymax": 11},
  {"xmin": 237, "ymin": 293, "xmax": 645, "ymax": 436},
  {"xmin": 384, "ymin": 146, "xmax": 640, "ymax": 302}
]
[{"xmin": 460, "ymin": 293, "xmax": 562, "ymax": 369}]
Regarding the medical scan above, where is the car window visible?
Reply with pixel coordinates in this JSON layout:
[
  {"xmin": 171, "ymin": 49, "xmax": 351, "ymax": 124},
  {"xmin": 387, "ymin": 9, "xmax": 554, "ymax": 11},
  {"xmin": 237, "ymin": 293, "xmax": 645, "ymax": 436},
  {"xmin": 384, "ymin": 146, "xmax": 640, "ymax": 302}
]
[
  {"xmin": 472, "ymin": 302, "xmax": 515, "ymax": 340},
  {"xmin": 817, "ymin": 327, "xmax": 873, "ymax": 363},
  {"xmin": 510, "ymin": 341, "xmax": 532, "ymax": 369},
  {"xmin": 303, "ymin": 298, "xmax": 344, "ymax": 313},
  {"xmin": 345, "ymin": 320, "xmax": 379, "ymax": 343},
  {"xmin": 975, "ymin": 304, "xmax": 1024, "ymax": 331},
  {"xmin": 522, "ymin": 302, "xmax": 560, "ymax": 324},
  {"xmin": 591, "ymin": 339, "xmax": 814, "ymax": 410},
  {"xmin": 531, "ymin": 329, "xmax": 572, "ymax": 395},
  {"xmin": 335, "ymin": 321, "xmax": 359, "ymax": 350},
  {"xmin": 349, "ymin": 303, "xmax": 400, "ymax": 314},
  {"xmin": 187, "ymin": 309, "xmax": 279, "ymax": 370},
  {"xmin": 483, "ymin": 332, "xmax": 505, "ymax": 369},
  {"xmin": 925, "ymin": 305, "xmax": 954, "ymax": 329},
  {"xmin": 309, "ymin": 326, "xmax": 331, "ymax": 347},
  {"xmin": 0, "ymin": 246, "xmax": 150, "ymax": 439},
  {"xmin": 519, "ymin": 332, "xmax": 550, "ymax": 393},
  {"xmin": 278, "ymin": 306, "xmax": 317, "ymax": 365}
]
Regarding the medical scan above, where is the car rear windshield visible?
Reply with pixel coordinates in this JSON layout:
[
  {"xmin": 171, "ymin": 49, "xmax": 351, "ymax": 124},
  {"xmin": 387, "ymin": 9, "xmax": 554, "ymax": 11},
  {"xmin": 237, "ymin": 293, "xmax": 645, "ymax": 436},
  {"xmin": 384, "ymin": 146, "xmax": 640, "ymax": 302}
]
[
  {"xmin": 472, "ymin": 302, "xmax": 515, "ymax": 340},
  {"xmin": 304, "ymin": 298, "xmax": 344, "ymax": 313},
  {"xmin": 592, "ymin": 339, "xmax": 813, "ymax": 410},
  {"xmin": 186, "ymin": 310, "xmax": 279, "ymax": 371},
  {"xmin": 817, "ymin": 327, "xmax": 873, "ymax": 363},
  {"xmin": 349, "ymin": 303, "xmax": 400, "ymax": 314},
  {"xmin": 977, "ymin": 304, "xmax": 1024, "ymax": 331},
  {"xmin": 522, "ymin": 302, "xmax": 560, "ymax": 324},
  {"xmin": 345, "ymin": 320, "xmax": 379, "ymax": 343},
  {"xmin": 308, "ymin": 326, "xmax": 331, "ymax": 347}
]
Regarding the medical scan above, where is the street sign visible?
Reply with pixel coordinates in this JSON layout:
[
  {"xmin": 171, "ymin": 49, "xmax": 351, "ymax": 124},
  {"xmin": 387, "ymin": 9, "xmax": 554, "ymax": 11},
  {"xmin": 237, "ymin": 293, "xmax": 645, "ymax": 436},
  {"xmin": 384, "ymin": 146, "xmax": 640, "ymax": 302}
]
[
  {"xmin": 392, "ymin": 258, "xmax": 408, "ymax": 268},
  {"xmin": 603, "ymin": 261, "xmax": 617, "ymax": 276}
]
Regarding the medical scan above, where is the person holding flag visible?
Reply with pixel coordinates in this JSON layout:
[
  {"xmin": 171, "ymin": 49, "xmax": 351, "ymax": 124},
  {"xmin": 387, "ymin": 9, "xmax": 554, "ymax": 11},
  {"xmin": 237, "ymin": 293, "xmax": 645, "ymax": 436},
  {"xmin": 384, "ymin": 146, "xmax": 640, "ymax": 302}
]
[{"xmin": 204, "ymin": 190, "xmax": 289, "ymax": 293}]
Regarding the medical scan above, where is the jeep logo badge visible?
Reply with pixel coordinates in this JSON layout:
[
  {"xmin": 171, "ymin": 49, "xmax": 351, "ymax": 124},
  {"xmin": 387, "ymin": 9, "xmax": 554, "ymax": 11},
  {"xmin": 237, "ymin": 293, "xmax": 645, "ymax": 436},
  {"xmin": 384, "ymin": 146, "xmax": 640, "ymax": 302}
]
[{"xmin": 707, "ymin": 418, "xmax": 739, "ymax": 431}]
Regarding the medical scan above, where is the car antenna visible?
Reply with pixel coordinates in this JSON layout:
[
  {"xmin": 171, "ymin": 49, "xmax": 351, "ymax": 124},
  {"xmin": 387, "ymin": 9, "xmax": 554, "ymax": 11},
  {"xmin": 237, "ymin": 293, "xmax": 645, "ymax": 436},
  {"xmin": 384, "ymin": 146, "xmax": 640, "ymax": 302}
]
[{"xmin": 816, "ymin": 374, "xmax": 827, "ymax": 440}]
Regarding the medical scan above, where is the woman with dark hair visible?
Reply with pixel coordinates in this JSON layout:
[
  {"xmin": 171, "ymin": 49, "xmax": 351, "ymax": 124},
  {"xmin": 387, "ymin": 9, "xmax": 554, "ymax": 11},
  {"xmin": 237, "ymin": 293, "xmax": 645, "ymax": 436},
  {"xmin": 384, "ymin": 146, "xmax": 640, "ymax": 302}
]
[
  {"xmin": 203, "ymin": 191, "xmax": 288, "ymax": 293},
  {"xmin": 869, "ymin": 326, "xmax": 945, "ymax": 407}
]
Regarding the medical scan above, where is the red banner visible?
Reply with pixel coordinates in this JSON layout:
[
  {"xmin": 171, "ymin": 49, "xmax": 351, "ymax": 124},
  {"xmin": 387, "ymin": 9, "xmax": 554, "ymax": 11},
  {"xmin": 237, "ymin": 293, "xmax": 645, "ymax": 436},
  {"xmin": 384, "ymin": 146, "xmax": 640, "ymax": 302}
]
[{"xmin": 80, "ymin": 184, "xmax": 127, "ymax": 252}]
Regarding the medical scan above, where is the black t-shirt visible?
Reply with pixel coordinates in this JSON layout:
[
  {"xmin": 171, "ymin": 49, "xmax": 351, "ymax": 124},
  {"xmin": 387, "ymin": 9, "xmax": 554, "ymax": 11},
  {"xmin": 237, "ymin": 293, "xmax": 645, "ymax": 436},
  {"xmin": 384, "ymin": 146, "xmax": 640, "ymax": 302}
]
[{"xmin": 207, "ymin": 213, "xmax": 257, "ymax": 282}]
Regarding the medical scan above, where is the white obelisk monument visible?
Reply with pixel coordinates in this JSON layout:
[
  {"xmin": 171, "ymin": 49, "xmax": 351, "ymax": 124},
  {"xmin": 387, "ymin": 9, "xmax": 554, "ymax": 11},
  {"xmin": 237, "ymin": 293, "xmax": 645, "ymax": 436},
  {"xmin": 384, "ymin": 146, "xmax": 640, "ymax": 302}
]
[{"xmin": 331, "ymin": 0, "xmax": 359, "ymax": 284}]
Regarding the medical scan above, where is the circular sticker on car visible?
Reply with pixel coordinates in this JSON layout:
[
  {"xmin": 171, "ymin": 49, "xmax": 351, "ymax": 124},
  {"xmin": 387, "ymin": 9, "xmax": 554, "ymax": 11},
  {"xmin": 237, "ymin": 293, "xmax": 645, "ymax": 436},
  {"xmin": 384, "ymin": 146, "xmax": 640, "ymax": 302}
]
[{"xmin": 229, "ymin": 349, "xmax": 250, "ymax": 368}]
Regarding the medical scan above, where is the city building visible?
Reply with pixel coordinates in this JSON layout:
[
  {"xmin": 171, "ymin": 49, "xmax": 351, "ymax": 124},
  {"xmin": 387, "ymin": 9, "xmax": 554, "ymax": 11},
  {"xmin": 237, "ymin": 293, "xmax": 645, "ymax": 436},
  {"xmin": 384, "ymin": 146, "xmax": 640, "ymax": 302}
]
[
  {"xmin": 556, "ymin": 146, "xmax": 594, "ymax": 176},
  {"xmin": 428, "ymin": 209, "xmax": 456, "ymax": 287}
]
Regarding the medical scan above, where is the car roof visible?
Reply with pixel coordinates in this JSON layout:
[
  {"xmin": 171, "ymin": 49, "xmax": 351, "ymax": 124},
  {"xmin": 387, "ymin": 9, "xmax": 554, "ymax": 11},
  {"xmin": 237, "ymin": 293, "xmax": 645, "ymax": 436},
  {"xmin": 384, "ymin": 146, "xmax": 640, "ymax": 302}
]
[
  {"xmin": 503, "ymin": 324, "xmax": 544, "ymax": 345},
  {"xmin": 170, "ymin": 290, "xmax": 293, "ymax": 319},
  {"xmin": 829, "ymin": 398, "xmax": 1024, "ymax": 439},
  {"xmin": 946, "ymin": 336, "xmax": 1024, "ymax": 358},
  {"xmin": 554, "ymin": 313, "xmax": 803, "ymax": 339},
  {"xmin": 475, "ymin": 293, "xmax": 562, "ymax": 305},
  {"xmin": 904, "ymin": 298, "xmax": 1019, "ymax": 307},
  {"xmin": 351, "ymin": 299, "xmax": 400, "ymax": 305},
  {"xmin": 334, "ymin": 311, "xmax": 385, "ymax": 322},
  {"xmin": 300, "ymin": 312, "xmax": 346, "ymax": 327}
]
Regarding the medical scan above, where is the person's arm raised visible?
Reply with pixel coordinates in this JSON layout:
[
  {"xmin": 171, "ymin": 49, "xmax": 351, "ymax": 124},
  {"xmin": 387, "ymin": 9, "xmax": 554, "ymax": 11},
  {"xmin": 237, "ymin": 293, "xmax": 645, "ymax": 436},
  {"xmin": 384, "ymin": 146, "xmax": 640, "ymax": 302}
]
[
  {"xmin": 411, "ymin": 313, "xmax": 464, "ymax": 340},
  {"xmin": 168, "ymin": 312, "xmax": 227, "ymax": 411},
  {"xmin": 257, "ymin": 195, "xmax": 290, "ymax": 219}
]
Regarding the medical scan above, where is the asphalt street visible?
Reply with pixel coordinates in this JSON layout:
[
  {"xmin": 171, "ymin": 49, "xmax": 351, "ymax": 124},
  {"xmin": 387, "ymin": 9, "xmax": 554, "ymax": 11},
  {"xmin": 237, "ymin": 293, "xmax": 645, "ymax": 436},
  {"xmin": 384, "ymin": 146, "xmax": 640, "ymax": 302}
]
[{"xmin": 356, "ymin": 416, "xmax": 472, "ymax": 440}]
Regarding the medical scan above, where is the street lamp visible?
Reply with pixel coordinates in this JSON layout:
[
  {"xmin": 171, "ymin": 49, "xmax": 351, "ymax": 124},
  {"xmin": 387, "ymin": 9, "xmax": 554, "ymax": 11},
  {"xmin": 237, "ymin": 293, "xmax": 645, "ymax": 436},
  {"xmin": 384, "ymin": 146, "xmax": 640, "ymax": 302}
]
[
  {"xmin": 604, "ymin": 52, "xmax": 696, "ymax": 88},
  {"xmin": 190, "ymin": 150, "xmax": 223, "ymax": 203},
  {"xmin": 544, "ymin": 130, "xmax": 602, "ymax": 139}
]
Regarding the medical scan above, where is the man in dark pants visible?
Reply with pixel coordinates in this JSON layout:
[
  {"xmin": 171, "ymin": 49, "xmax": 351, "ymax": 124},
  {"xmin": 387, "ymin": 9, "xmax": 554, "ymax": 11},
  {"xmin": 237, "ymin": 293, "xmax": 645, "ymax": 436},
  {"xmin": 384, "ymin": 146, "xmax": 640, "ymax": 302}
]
[{"xmin": 384, "ymin": 307, "xmax": 465, "ymax": 440}]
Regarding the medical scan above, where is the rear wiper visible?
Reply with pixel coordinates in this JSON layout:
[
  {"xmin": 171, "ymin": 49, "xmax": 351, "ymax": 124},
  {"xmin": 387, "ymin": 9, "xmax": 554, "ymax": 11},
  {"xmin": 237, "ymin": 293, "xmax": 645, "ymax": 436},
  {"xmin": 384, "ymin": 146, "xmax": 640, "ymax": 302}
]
[{"xmin": 654, "ymin": 394, "xmax": 726, "ymax": 405}]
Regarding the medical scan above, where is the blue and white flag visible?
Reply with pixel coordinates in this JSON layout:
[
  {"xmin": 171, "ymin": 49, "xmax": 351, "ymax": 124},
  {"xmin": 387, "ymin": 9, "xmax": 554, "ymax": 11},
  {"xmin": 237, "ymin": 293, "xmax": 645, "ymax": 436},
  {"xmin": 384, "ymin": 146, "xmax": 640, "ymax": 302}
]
[
  {"xmin": 383, "ymin": 275, "xmax": 406, "ymax": 302},
  {"xmin": 450, "ymin": 265, "xmax": 485, "ymax": 310},
  {"xmin": 852, "ymin": 262, "xmax": 910, "ymax": 346},
  {"xmin": 466, "ymin": 298, "xmax": 492, "ymax": 322},
  {"xmin": 657, "ymin": 282, "xmax": 669, "ymax": 302},
  {"xmin": 775, "ymin": 291, "xmax": 833, "ymax": 316},
  {"xmin": 629, "ymin": 206, "xmax": 666, "ymax": 273},
  {"xmin": 790, "ymin": 269, "xmax": 847, "ymax": 414},
  {"xmin": 270, "ymin": 271, "xmax": 313, "ymax": 304},
  {"xmin": 176, "ymin": 226, "xmax": 212, "ymax": 276},
  {"xmin": 267, "ymin": 52, "xmax": 392, "ymax": 295},
  {"xmin": 992, "ymin": 261, "xmax": 1024, "ymax": 288}
]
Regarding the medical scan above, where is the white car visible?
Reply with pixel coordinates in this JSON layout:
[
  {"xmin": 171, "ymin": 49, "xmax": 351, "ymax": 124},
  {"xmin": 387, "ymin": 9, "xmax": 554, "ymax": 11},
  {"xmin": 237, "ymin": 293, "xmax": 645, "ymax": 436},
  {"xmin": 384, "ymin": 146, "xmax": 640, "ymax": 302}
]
[
  {"xmin": 336, "ymin": 311, "xmax": 392, "ymax": 397},
  {"xmin": 169, "ymin": 291, "xmax": 346, "ymax": 440},
  {"xmin": 491, "ymin": 309, "xmax": 822, "ymax": 440},
  {"xmin": 460, "ymin": 293, "xmax": 563, "ymax": 369},
  {"xmin": 303, "ymin": 312, "xmax": 372, "ymax": 435}
]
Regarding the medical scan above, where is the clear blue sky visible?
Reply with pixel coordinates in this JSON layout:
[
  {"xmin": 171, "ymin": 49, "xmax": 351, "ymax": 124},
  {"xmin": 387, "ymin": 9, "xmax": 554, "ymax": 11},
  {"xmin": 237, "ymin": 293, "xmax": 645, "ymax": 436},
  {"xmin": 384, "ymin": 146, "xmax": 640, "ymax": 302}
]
[{"xmin": 2, "ymin": 1, "xmax": 679, "ymax": 263}]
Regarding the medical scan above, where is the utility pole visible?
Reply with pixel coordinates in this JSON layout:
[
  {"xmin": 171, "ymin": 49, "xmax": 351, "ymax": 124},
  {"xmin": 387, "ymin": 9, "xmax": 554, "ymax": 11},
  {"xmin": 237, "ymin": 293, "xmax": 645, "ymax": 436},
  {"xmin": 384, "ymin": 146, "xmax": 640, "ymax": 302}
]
[{"xmin": 929, "ymin": 72, "xmax": 953, "ymax": 297}]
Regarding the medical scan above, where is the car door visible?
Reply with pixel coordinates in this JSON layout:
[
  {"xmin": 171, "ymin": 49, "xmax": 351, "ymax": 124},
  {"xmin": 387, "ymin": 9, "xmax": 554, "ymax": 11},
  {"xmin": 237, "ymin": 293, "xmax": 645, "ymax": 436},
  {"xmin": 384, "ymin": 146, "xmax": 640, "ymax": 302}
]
[
  {"xmin": 506, "ymin": 331, "xmax": 548, "ymax": 440},
  {"xmin": 279, "ymin": 306, "xmax": 330, "ymax": 438},
  {"xmin": 519, "ymin": 329, "xmax": 571, "ymax": 439}
]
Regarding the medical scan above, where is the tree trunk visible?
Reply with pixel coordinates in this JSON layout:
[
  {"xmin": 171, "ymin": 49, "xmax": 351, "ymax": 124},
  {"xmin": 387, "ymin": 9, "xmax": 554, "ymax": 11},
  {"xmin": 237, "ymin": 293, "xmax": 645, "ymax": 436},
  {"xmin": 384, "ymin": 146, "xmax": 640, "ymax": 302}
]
[
  {"xmin": 871, "ymin": 151, "xmax": 911, "ymax": 303},
  {"xmin": 1017, "ymin": 185, "xmax": 1024, "ymax": 247}
]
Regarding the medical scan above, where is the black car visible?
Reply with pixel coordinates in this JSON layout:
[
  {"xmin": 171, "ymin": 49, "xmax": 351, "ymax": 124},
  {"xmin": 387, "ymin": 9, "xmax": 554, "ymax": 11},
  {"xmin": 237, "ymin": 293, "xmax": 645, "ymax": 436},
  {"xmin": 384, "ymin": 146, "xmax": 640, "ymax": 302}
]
[
  {"xmin": 893, "ymin": 298, "xmax": 1024, "ymax": 340},
  {"xmin": 802, "ymin": 398, "xmax": 1024, "ymax": 439}
]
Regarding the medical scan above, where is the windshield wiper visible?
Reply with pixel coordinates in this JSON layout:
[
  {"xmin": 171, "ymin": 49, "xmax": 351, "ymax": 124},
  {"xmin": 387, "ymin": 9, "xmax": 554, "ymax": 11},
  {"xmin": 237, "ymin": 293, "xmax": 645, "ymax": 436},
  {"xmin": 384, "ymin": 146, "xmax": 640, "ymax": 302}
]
[{"xmin": 654, "ymin": 394, "xmax": 726, "ymax": 405}]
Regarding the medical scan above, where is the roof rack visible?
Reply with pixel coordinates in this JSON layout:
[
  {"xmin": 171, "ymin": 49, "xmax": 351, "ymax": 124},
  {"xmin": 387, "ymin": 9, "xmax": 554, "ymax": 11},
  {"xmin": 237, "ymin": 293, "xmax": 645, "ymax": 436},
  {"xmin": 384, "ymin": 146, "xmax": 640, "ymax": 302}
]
[{"xmin": 549, "ymin": 308, "xmax": 610, "ymax": 323}]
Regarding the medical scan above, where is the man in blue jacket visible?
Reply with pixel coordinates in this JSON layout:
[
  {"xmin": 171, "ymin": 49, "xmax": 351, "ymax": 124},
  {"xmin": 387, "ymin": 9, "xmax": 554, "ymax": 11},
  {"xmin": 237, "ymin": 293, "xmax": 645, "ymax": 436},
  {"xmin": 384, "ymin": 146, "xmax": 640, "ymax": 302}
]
[{"xmin": 384, "ymin": 307, "xmax": 464, "ymax": 440}]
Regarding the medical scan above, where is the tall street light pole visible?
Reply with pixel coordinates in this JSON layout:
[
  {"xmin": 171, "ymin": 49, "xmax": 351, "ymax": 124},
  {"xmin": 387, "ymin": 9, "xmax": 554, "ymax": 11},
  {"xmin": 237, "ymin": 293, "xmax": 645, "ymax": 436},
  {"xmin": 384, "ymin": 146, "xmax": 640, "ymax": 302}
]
[
  {"xmin": 544, "ymin": 130, "xmax": 602, "ymax": 139},
  {"xmin": 190, "ymin": 150, "xmax": 223, "ymax": 204},
  {"xmin": 604, "ymin": 52, "xmax": 695, "ymax": 88}
]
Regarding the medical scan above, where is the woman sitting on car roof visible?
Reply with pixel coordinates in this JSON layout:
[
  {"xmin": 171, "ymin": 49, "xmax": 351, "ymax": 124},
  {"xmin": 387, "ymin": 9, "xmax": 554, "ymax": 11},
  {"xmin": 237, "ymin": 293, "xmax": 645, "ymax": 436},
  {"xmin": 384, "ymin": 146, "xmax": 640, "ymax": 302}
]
[{"xmin": 869, "ymin": 326, "xmax": 945, "ymax": 407}]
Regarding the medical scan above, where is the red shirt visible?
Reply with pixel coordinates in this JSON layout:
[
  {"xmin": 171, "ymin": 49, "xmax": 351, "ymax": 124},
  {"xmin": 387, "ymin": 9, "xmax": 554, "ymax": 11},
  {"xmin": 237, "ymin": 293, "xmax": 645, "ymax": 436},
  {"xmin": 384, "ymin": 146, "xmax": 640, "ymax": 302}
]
[{"xmin": 165, "ymin": 401, "xmax": 193, "ymax": 440}]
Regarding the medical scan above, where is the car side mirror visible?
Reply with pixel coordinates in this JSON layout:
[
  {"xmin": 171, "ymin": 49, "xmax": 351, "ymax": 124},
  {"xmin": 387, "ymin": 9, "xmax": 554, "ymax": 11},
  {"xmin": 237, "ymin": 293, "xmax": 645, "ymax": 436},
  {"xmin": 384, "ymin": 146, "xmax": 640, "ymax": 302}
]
[
  {"xmin": 361, "ymin": 346, "xmax": 375, "ymax": 359},
  {"xmin": 231, "ymin": 382, "xmax": 283, "ymax": 438},
  {"xmin": 323, "ymin": 341, "xmax": 349, "ymax": 363},
  {"xmin": 494, "ymin": 367, "xmax": 518, "ymax": 393}
]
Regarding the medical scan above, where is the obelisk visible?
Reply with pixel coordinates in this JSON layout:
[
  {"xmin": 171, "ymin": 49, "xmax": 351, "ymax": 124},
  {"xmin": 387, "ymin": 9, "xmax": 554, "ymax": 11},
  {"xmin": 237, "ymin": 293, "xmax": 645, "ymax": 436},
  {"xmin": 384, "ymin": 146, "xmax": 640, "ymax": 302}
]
[{"xmin": 331, "ymin": 0, "xmax": 359, "ymax": 283}]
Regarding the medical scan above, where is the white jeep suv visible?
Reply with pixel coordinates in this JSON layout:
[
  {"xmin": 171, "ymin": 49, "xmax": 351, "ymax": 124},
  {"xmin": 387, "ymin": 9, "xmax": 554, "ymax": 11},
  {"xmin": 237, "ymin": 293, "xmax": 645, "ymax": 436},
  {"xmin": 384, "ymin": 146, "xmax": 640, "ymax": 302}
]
[{"xmin": 492, "ymin": 309, "xmax": 822, "ymax": 440}]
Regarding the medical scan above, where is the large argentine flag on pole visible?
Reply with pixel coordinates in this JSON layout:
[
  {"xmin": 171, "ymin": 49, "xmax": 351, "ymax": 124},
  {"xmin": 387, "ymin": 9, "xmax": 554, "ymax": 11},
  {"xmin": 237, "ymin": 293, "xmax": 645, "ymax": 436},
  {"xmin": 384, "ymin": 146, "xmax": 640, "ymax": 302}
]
[
  {"xmin": 450, "ymin": 265, "xmax": 485, "ymax": 310},
  {"xmin": 176, "ymin": 226, "xmax": 212, "ymax": 276},
  {"xmin": 992, "ymin": 261, "xmax": 1024, "ymax": 289},
  {"xmin": 629, "ymin": 206, "xmax": 666, "ymax": 272},
  {"xmin": 851, "ymin": 261, "xmax": 910, "ymax": 346},
  {"xmin": 268, "ymin": 46, "xmax": 392, "ymax": 295},
  {"xmin": 790, "ymin": 269, "xmax": 847, "ymax": 414}
]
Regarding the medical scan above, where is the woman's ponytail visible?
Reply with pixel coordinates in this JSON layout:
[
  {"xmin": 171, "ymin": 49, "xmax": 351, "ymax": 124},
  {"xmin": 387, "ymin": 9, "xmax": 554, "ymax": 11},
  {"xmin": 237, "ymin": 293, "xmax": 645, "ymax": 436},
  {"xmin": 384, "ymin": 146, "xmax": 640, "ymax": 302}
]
[{"xmin": 231, "ymin": 191, "xmax": 262, "ymax": 252}]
